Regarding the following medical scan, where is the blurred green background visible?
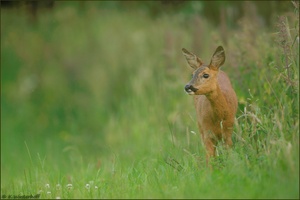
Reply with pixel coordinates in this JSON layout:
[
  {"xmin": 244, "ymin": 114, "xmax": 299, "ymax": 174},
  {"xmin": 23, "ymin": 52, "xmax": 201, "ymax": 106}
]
[{"xmin": 1, "ymin": 1, "xmax": 299, "ymax": 198}]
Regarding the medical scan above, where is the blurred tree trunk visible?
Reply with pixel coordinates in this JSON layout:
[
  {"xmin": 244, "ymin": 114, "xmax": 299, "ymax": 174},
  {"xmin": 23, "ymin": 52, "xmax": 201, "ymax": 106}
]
[
  {"xmin": 220, "ymin": 7, "xmax": 228, "ymax": 45},
  {"xmin": 164, "ymin": 30, "xmax": 174, "ymax": 72},
  {"xmin": 25, "ymin": 1, "xmax": 54, "ymax": 24},
  {"xmin": 243, "ymin": 1, "xmax": 261, "ymax": 25},
  {"xmin": 192, "ymin": 15, "xmax": 203, "ymax": 53},
  {"xmin": 26, "ymin": 1, "xmax": 38, "ymax": 23}
]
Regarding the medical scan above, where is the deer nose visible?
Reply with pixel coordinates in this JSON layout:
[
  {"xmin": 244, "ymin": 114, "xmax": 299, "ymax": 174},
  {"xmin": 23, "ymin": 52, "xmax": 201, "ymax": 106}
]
[
  {"xmin": 185, "ymin": 84, "xmax": 191, "ymax": 91},
  {"xmin": 185, "ymin": 84, "xmax": 197, "ymax": 92}
]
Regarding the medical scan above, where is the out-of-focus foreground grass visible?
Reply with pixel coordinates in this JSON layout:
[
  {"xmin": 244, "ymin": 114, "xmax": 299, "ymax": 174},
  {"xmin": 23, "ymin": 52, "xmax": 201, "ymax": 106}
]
[{"xmin": 1, "ymin": 2, "xmax": 299, "ymax": 199}]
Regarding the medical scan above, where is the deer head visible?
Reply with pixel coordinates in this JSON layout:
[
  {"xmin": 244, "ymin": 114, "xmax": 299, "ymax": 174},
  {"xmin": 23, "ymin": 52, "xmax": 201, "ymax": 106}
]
[{"xmin": 182, "ymin": 46, "xmax": 225, "ymax": 95}]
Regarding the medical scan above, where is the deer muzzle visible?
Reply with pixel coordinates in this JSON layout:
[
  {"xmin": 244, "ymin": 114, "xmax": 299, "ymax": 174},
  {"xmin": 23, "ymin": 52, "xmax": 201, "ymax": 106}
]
[{"xmin": 184, "ymin": 84, "xmax": 198, "ymax": 95}]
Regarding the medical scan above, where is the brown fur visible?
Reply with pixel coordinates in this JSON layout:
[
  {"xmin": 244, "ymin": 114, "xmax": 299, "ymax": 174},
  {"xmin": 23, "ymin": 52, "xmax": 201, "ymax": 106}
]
[{"xmin": 182, "ymin": 46, "xmax": 238, "ymax": 164}]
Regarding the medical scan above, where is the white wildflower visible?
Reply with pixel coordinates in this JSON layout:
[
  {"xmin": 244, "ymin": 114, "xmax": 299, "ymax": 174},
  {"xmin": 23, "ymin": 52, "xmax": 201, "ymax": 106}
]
[
  {"xmin": 190, "ymin": 130, "xmax": 196, "ymax": 135},
  {"xmin": 66, "ymin": 183, "xmax": 73, "ymax": 190},
  {"xmin": 45, "ymin": 184, "xmax": 50, "ymax": 188},
  {"xmin": 85, "ymin": 183, "xmax": 90, "ymax": 190}
]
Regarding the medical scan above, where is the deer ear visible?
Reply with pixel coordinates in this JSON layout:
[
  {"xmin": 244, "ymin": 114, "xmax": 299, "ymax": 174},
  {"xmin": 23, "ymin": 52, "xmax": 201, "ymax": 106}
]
[
  {"xmin": 182, "ymin": 48, "xmax": 203, "ymax": 69},
  {"xmin": 209, "ymin": 46, "xmax": 225, "ymax": 70}
]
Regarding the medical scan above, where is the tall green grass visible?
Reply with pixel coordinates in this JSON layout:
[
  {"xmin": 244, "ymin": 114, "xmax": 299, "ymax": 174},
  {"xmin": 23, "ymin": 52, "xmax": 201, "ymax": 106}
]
[{"xmin": 1, "ymin": 2, "xmax": 299, "ymax": 199}]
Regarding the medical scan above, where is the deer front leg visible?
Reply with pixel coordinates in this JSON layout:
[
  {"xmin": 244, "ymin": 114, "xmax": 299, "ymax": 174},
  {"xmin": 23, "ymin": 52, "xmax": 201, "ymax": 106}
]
[
  {"xmin": 198, "ymin": 123, "xmax": 217, "ymax": 165},
  {"xmin": 223, "ymin": 126, "xmax": 234, "ymax": 148},
  {"xmin": 204, "ymin": 138, "xmax": 216, "ymax": 162},
  {"xmin": 201, "ymin": 133, "xmax": 216, "ymax": 166},
  {"xmin": 224, "ymin": 135, "xmax": 233, "ymax": 148}
]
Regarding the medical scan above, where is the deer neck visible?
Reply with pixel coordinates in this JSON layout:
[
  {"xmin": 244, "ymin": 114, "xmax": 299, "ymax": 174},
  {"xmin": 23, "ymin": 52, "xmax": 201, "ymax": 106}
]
[{"xmin": 206, "ymin": 85, "xmax": 229, "ymax": 121}]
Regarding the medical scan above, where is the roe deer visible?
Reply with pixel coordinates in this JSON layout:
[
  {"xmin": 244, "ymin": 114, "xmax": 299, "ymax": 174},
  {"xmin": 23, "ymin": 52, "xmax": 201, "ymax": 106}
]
[{"xmin": 182, "ymin": 46, "xmax": 238, "ymax": 163}]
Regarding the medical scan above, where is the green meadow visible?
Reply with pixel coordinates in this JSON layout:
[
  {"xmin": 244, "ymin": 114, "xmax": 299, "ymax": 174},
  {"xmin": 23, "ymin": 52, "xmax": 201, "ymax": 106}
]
[{"xmin": 1, "ymin": 2, "xmax": 299, "ymax": 199}]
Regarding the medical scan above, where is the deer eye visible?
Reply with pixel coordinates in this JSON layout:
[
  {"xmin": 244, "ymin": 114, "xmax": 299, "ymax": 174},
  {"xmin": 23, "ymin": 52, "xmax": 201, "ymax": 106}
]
[{"xmin": 203, "ymin": 74, "xmax": 209, "ymax": 78}]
